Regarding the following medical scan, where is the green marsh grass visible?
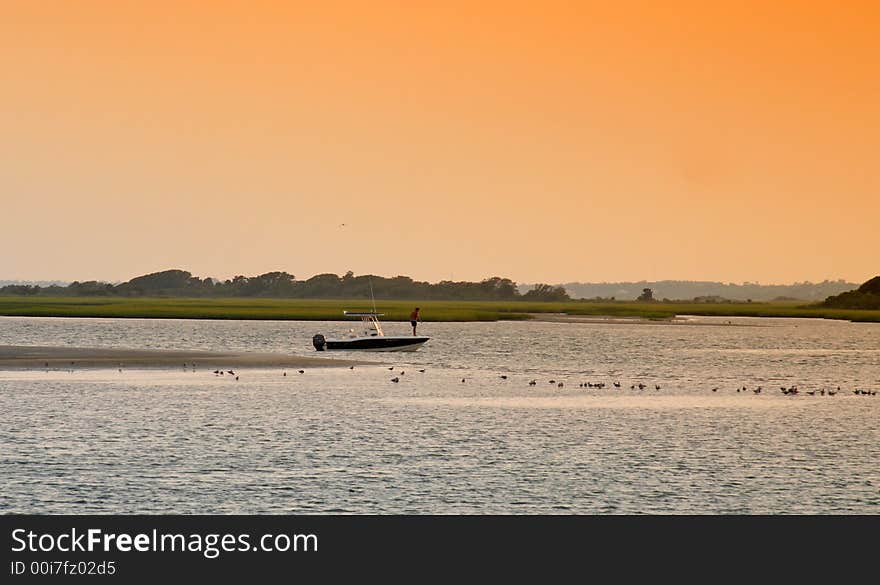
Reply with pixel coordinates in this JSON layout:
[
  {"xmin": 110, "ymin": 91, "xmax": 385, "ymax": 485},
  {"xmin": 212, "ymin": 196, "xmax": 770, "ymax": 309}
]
[{"xmin": 0, "ymin": 296, "xmax": 878, "ymax": 323}]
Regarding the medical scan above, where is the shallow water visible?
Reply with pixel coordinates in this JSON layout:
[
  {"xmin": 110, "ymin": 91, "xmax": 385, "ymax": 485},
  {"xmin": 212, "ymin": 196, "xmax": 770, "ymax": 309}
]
[{"xmin": 1, "ymin": 315, "xmax": 878, "ymax": 513}]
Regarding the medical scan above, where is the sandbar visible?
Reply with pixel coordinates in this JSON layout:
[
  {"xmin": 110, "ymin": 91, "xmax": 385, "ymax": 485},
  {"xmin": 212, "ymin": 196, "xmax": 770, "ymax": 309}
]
[
  {"xmin": 527, "ymin": 313, "xmax": 758, "ymax": 326},
  {"xmin": 0, "ymin": 345, "xmax": 371, "ymax": 369}
]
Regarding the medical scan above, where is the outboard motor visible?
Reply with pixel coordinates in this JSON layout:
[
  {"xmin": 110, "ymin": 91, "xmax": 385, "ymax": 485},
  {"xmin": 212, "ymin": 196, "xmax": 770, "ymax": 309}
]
[{"xmin": 312, "ymin": 334, "xmax": 326, "ymax": 351}]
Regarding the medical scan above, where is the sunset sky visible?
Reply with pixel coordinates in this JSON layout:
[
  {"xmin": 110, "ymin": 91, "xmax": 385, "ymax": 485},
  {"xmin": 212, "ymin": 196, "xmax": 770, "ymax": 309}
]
[{"xmin": 2, "ymin": 1, "xmax": 877, "ymax": 285}]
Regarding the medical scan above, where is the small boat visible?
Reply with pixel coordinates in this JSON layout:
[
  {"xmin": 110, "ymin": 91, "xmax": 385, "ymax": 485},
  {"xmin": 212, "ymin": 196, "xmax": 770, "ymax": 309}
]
[{"xmin": 312, "ymin": 312, "xmax": 429, "ymax": 352}]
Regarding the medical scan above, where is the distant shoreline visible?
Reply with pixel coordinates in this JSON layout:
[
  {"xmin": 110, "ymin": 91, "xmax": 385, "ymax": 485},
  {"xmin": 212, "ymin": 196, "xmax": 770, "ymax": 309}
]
[{"xmin": 0, "ymin": 345, "xmax": 370, "ymax": 370}]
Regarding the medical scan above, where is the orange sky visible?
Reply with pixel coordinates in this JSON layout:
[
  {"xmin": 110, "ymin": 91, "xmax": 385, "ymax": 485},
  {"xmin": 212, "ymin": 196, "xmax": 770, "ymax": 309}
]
[{"xmin": 2, "ymin": 1, "xmax": 877, "ymax": 285}]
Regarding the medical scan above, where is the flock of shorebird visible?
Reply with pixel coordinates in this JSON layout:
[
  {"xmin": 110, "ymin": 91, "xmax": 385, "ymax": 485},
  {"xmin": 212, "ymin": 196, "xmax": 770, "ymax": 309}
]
[
  {"xmin": 511, "ymin": 379, "xmax": 876, "ymax": 396},
  {"xmin": 94, "ymin": 361, "xmax": 878, "ymax": 396},
  {"xmin": 321, "ymin": 366, "xmax": 878, "ymax": 396},
  {"xmin": 458, "ymin": 375, "xmax": 876, "ymax": 396}
]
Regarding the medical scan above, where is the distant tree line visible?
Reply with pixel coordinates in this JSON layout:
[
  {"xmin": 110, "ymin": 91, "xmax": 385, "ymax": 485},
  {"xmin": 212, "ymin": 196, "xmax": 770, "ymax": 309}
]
[
  {"xmin": 0, "ymin": 269, "xmax": 571, "ymax": 302},
  {"xmin": 540, "ymin": 279, "xmax": 859, "ymax": 301}
]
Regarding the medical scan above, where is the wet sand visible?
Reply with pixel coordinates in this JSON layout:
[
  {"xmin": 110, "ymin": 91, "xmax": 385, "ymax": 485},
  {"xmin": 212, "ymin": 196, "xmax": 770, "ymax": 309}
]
[{"xmin": 0, "ymin": 345, "xmax": 371, "ymax": 369}]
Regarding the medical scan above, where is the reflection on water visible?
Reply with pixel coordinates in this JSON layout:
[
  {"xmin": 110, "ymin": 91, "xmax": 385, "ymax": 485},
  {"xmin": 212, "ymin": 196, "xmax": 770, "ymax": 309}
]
[{"xmin": 1, "ymin": 315, "xmax": 878, "ymax": 514}]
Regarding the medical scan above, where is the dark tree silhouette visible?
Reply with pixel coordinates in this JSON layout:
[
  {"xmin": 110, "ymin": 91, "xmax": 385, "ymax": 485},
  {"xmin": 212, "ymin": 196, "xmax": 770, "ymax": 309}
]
[{"xmin": 1, "ymin": 269, "xmax": 559, "ymax": 302}]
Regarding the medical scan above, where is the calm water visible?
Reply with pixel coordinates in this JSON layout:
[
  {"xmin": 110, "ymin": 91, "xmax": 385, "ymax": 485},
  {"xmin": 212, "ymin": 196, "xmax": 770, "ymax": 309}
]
[{"xmin": 1, "ymin": 315, "xmax": 878, "ymax": 514}]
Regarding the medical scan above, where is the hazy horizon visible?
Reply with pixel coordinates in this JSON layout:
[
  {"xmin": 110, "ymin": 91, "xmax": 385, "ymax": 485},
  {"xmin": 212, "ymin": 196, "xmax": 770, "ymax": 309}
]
[
  {"xmin": 3, "ymin": 2, "xmax": 878, "ymax": 285},
  {"xmin": 0, "ymin": 269, "xmax": 864, "ymax": 288}
]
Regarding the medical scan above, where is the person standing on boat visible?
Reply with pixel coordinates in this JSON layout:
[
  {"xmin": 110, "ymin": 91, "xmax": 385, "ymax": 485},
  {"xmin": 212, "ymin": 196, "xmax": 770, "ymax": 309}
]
[{"xmin": 410, "ymin": 307, "xmax": 421, "ymax": 336}]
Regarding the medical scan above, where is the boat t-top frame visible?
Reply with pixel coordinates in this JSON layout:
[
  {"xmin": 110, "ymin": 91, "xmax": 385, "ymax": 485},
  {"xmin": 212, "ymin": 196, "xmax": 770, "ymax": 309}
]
[{"xmin": 343, "ymin": 311, "xmax": 384, "ymax": 337}]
